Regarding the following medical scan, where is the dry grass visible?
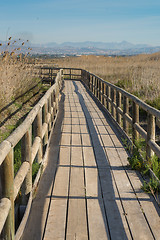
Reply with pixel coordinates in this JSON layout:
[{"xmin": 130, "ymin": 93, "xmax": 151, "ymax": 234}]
[
  {"xmin": 0, "ymin": 58, "xmax": 39, "ymax": 110},
  {"xmin": 53, "ymin": 53, "xmax": 160, "ymax": 102}
]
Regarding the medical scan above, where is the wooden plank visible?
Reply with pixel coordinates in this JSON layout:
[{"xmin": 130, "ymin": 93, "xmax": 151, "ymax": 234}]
[
  {"xmin": 81, "ymin": 133, "xmax": 92, "ymax": 147},
  {"xmin": 66, "ymin": 147, "xmax": 88, "ymax": 239},
  {"xmin": 62, "ymin": 124, "xmax": 71, "ymax": 134},
  {"xmin": 83, "ymin": 146, "xmax": 97, "ymax": 167},
  {"xmin": 85, "ymin": 168, "xmax": 100, "ymax": 198},
  {"xmin": 99, "ymin": 168, "xmax": 132, "ymax": 240},
  {"xmin": 85, "ymin": 166, "xmax": 110, "ymax": 239},
  {"xmin": 63, "ymin": 117, "xmax": 71, "ymax": 125},
  {"xmin": 43, "ymin": 199, "xmax": 68, "ymax": 240},
  {"xmin": 72, "ymin": 118, "xmax": 80, "ymax": 125},
  {"xmin": 98, "ymin": 121, "xmax": 154, "ymax": 239},
  {"xmin": 66, "ymin": 83, "xmax": 88, "ymax": 239},
  {"xmin": 43, "ymin": 161, "xmax": 70, "ymax": 239},
  {"xmin": 69, "ymin": 166, "xmax": 85, "ymax": 197},
  {"xmin": 72, "ymin": 124, "xmax": 80, "ymax": 134},
  {"xmin": 71, "ymin": 146, "xmax": 83, "ymax": 166},
  {"xmin": 61, "ymin": 133, "xmax": 71, "ymax": 146},
  {"xmin": 79, "ymin": 118, "xmax": 87, "ymax": 125},
  {"xmin": 87, "ymin": 198, "xmax": 110, "ymax": 240},
  {"xmin": 115, "ymin": 146, "xmax": 160, "ymax": 240},
  {"xmin": 66, "ymin": 199, "xmax": 88, "ymax": 240},
  {"xmin": 79, "ymin": 124, "xmax": 88, "ymax": 134},
  {"xmin": 58, "ymin": 147, "xmax": 70, "ymax": 166},
  {"xmin": 104, "ymin": 147, "xmax": 153, "ymax": 239},
  {"xmin": 72, "ymin": 133, "xmax": 81, "ymax": 146}
]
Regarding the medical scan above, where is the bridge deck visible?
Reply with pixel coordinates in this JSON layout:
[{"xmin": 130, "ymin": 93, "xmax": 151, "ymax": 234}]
[{"xmin": 22, "ymin": 80, "xmax": 160, "ymax": 240}]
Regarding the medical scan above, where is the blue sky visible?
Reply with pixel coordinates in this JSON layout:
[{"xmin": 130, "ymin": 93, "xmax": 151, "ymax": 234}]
[{"xmin": 0, "ymin": 0, "xmax": 160, "ymax": 45}]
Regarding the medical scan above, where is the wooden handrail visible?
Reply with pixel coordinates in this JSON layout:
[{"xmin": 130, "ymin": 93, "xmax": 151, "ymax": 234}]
[
  {"xmin": 40, "ymin": 67, "xmax": 160, "ymax": 161},
  {"xmin": 0, "ymin": 69, "xmax": 63, "ymax": 239},
  {"xmin": 80, "ymin": 68, "xmax": 160, "ymax": 161},
  {"xmin": 1, "ymin": 66, "xmax": 160, "ymax": 239}
]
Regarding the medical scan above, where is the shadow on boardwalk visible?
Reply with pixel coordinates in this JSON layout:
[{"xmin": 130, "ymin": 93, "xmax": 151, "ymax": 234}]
[
  {"xmin": 22, "ymin": 92, "xmax": 65, "ymax": 240},
  {"xmin": 72, "ymin": 81, "xmax": 128, "ymax": 239},
  {"xmin": 22, "ymin": 81, "xmax": 129, "ymax": 239}
]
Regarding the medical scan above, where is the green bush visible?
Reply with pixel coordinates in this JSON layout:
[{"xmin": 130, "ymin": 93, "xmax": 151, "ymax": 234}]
[{"xmin": 142, "ymin": 178, "xmax": 160, "ymax": 194}]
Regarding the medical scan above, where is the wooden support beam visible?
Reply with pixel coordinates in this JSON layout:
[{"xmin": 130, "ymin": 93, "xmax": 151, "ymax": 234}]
[
  {"xmin": 21, "ymin": 126, "xmax": 32, "ymax": 205},
  {"xmin": 34, "ymin": 109, "xmax": 43, "ymax": 164},
  {"xmin": 132, "ymin": 102, "xmax": 139, "ymax": 144},
  {"xmin": 43, "ymin": 102, "xmax": 49, "ymax": 146},
  {"xmin": 146, "ymin": 113, "xmax": 155, "ymax": 160},
  {"xmin": 107, "ymin": 86, "xmax": 111, "ymax": 113},
  {"xmin": 1, "ymin": 149, "xmax": 15, "ymax": 240},
  {"xmin": 112, "ymin": 88, "xmax": 116, "ymax": 119},
  {"xmin": 123, "ymin": 96, "xmax": 129, "ymax": 134},
  {"xmin": 116, "ymin": 91, "xmax": 122, "ymax": 125}
]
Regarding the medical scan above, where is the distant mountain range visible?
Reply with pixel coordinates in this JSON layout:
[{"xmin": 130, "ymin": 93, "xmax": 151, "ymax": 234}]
[
  {"xmin": 1, "ymin": 40, "xmax": 160, "ymax": 56},
  {"xmin": 38, "ymin": 41, "xmax": 151, "ymax": 50}
]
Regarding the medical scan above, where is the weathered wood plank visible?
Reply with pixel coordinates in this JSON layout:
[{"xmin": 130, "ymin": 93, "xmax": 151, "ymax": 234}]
[
  {"xmin": 43, "ymin": 199, "xmax": 68, "ymax": 240},
  {"xmin": 66, "ymin": 199, "xmax": 88, "ymax": 240},
  {"xmin": 87, "ymin": 198, "xmax": 110, "ymax": 240},
  {"xmin": 72, "ymin": 124, "xmax": 80, "ymax": 134},
  {"xmin": 66, "ymin": 145, "xmax": 88, "ymax": 239},
  {"xmin": 61, "ymin": 133, "xmax": 71, "ymax": 146},
  {"xmin": 72, "ymin": 133, "xmax": 81, "ymax": 146},
  {"xmin": 71, "ymin": 146, "xmax": 83, "ymax": 166}
]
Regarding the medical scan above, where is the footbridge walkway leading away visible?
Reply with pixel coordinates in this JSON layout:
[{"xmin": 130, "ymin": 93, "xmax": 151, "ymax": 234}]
[{"xmin": 1, "ymin": 68, "xmax": 160, "ymax": 240}]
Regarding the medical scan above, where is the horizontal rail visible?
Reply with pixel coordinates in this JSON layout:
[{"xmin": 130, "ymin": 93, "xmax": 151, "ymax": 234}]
[
  {"xmin": 31, "ymin": 137, "xmax": 41, "ymax": 164},
  {"xmin": 14, "ymin": 162, "xmax": 30, "ymax": 201},
  {"xmin": 0, "ymin": 198, "xmax": 11, "ymax": 234}
]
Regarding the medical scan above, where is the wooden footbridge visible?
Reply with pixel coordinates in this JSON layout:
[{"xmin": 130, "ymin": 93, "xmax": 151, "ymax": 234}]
[{"xmin": 1, "ymin": 68, "xmax": 160, "ymax": 240}]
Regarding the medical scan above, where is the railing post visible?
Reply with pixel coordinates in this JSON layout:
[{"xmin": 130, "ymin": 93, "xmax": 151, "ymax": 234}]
[
  {"xmin": 51, "ymin": 69, "xmax": 53, "ymax": 85},
  {"xmin": 104, "ymin": 83, "xmax": 107, "ymax": 109},
  {"xmin": 107, "ymin": 86, "xmax": 111, "ymax": 112},
  {"xmin": 87, "ymin": 73, "xmax": 92, "ymax": 91},
  {"xmin": 123, "ymin": 96, "xmax": 129, "ymax": 134},
  {"xmin": 95, "ymin": 78, "xmax": 97, "ymax": 98},
  {"xmin": 93, "ymin": 76, "xmax": 96, "ymax": 95},
  {"xmin": 91, "ymin": 75, "xmax": 94, "ymax": 93},
  {"xmin": 101, "ymin": 82, "xmax": 104, "ymax": 105},
  {"xmin": 1, "ymin": 148, "xmax": 15, "ymax": 240},
  {"xmin": 60, "ymin": 69, "xmax": 64, "ymax": 90},
  {"xmin": 146, "ymin": 113, "xmax": 155, "ymax": 160},
  {"xmin": 132, "ymin": 102, "xmax": 139, "ymax": 144},
  {"xmin": 112, "ymin": 88, "xmax": 116, "ymax": 119},
  {"xmin": 70, "ymin": 69, "xmax": 71, "ymax": 80},
  {"xmin": 81, "ymin": 69, "xmax": 84, "ymax": 82},
  {"xmin": 34, "ymin": 109, "xmax": 43, "ymax": 163},
  {"xmin": 48, "ymin": 96, "xmax": 52, "ymax": 132},
  {"xmin": 21, "ymin": 126, "xmax": 32, "ymax": 205},
  {"xmin": 85, "ymin": 71, "xmax": 87, "ymax": 86},
  {"xmin": 44, "ymin": 101, "xmax": 49, "ymax": 145},
  {"xmin": 88, "ymin": 72, "xmax": 90, "ymax": 89},
  {"xmin": 116, "ymin": 91, "xmax": 122, "ymax": 125},
  {"xmin": 98, "ymin": 79, "xmax": 100, "ymax": 100}
]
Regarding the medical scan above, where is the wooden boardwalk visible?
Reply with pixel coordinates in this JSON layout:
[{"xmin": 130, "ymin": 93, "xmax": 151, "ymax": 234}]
[{"xmin": 22, "ymin": 80, "xmax": 160, "ymax": 240}]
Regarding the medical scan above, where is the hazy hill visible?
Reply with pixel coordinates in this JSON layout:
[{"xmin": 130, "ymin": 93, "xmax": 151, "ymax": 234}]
[
  {"xmin": 41, "ymin": 41, "xmax": 151, "ymax": 50},
  {"xmin": 1, "ymin": 40, "xmax": 159, "ymax": 55}
]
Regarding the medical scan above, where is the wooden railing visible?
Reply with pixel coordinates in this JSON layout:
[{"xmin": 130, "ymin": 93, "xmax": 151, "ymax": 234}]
[
  {"xmin": 80, "ymin": 69, "xmax": 160, "ymax": 160},
  {"xmin": 1, "ymin": 66, "xmax": 160, "ymax": 239},
  {"xmin": 40, "ymin": 67, "xmax": 160, "ymax": 162},
  {"xmin": 0, "ymin": 69, "xmax": 63, "ymax": 240},
  {"xmin": 40, "ymin": 66, "xmax": 82, "ymax": 84}
]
